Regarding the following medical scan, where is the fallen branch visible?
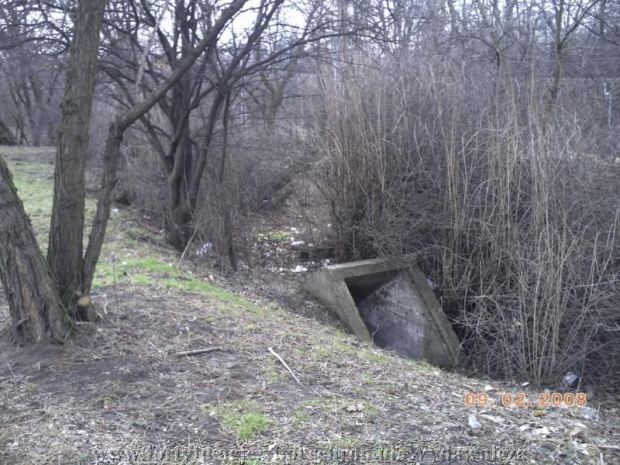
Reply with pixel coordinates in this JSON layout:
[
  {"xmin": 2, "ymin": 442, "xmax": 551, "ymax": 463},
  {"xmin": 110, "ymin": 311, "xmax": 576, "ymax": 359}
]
[
  {"xmin": 593, "ymin": 444, "xmax": 620, "ymax": 451},
  {"xmin": 268, "ymin": 347, "xmax": 302, "ymax": 385},
  {"xmin": 176, "ymin": 347, "xmax": 223, "ymax": 357}
]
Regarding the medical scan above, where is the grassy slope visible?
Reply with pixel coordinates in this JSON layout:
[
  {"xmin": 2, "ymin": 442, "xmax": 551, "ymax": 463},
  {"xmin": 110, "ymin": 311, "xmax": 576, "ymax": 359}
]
[{"xmin": 0, "ymin": 146, "xmax": 618, "ymax": 465}]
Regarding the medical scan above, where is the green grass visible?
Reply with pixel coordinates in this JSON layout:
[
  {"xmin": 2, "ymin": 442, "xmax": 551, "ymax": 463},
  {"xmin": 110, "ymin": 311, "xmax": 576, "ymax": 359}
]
[
  {"xmin": 318, "ymin": 436, "xmax": 361, "ymax": 449},
  {"xmin": 209, "ymin": 401, "xmax": 270, "ymax": 440},
  {"xmin": 95, "ymin": 257, "xmax": 179, "ymax": 284},
  {"xmin": 225, "ymin": 413, "xmax": 269, "ymax": 440},
  {"xmin": 131, "ymin": 275, "xmax": 152, "ymax": 286},
  {"xmin": 25, "ymin": 382, "xmax": 38, "ymax": 394},
  {"xmin": 313, "ymin": 347, "xmax": 330, "ymax": 360},
  {"xmin": 263, "ymin": 361, "xmax": 288, "ymax": 384},
  {"xmin": 363, "ymin": 403, "xmax": 378, "ymax": 419},
  {"xmin": 93, "ymin": 254, "xmax": 277, "ymax": 318},
  {"xmin": 162, "ymin": 276, "xmax": 251, "ymax": 310},
  {"xmin": 293, "ymin": 407, "xmax": 309, "ymax": 424},
  {"xmin": 125, "ymin": 257, "xmax": 178, "ymax": 274},
  {"xmin": 361, "ymin": 373, "xmax": 375, "ymax": 385},
  {"xmin": 360, "ymin": 350, "xmax": 389, "ymax": 364},
  {"xmin": 93, "ymin": 254, "xmax": 194, "ymax": 289},
  {"xmin": 257, "ymin": 230, "xmax": 291, "ymax": 243},
  {"xmin": 9, "ymin": 163, "xmax": 54, "ymax": 244},
  {"xmin": 334, "ymin": 342, "xmax": 355, "ymax": 355},
  {"xmin": 163, "ymin": 278, "xmax": 216, "ymax": 294},
  {"xmin": 405, "ymin": 358, "xmax": 437, "ymax": 372},
  {"xmin": 9, "ymin": 160, "xmax": 97, "ymax": 249}
]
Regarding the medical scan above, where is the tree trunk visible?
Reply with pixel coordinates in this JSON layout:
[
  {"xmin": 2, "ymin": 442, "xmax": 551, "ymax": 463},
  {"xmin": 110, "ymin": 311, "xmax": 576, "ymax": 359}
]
[
  {"xmin": 82, "ymin": 123, "xmax": 123, "ymax": 294},
  {"xmin": 0, "ymin": 0, "xmax": 247, "ymax": 345},
  {"xmin": 166, "ymin": 122, "xmax": 193, "ymax": 250},
  {"xmin": 166, "ymin": 202, "xmax": 192, "ymax": 250},
  {"xmin": 0, "ymin": 120, "xmax": 16, "ymax": 146},
  {"xmin": 47, "ymin": 0, "xmax": 106, "ymax": 315},
  {"xmin": 0, "ymin": 156, "xmax": 69, "ymax": 343},
  {"xmin": 82, "ymin": 0, "xmax": 249, "ymax": 285}
]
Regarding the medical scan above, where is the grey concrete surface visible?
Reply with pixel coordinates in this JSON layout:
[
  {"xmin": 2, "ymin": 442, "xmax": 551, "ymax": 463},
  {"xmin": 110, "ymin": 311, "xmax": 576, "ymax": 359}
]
[{"xmin": 303, "ymin": 258, "xmax": 462, "ymax": 367}]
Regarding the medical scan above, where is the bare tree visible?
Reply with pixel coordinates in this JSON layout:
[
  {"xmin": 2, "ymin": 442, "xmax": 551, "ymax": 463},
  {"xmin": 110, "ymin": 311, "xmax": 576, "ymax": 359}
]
[
  {"xmin": 544, "ymin": 0, "xmax": 601, "ymax": 119},
  {"xmin": 0, "ymin": 0, "xmax": 254, "ymax": 342},
  {"xmin": 82, "ymin": 0, "xmax": 251, "ymax": 291},
  {"xmin": 99, "ymin": 0, "xmax": 347, "ymax": 256},
  {"xmin": 0, "ymin": 2, "xmax": 68, "ymax": 145},
  {"xmin": 47, "ymin": 0, "xmax": 108, "ymax": 315}
]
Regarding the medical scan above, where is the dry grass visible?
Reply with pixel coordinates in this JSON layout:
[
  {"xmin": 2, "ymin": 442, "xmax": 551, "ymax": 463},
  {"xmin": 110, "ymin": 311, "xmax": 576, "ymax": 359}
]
[
  {"xmin": 306, "ymin": 56, "xmax": 620, "ymax": 386},
  {"xmin": 0, "ymin": 146, "xmax": 619, "ymax": 464},
  {"xmin": 2, "ymin": 280, "xmax": 620, "ymax": 464}
]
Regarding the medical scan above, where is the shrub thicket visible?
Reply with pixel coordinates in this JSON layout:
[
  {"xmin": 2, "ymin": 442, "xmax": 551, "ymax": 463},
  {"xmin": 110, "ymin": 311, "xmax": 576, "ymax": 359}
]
[{"xmin": 306, "ymin": 56, "xmax": 620, "ymax": 385}]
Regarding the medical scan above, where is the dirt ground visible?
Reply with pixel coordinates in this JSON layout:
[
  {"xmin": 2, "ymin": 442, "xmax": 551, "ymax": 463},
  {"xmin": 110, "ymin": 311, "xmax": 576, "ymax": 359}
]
[{"xmin": 1, "ymin": 147, "xmax": 619, "ymax": 465}]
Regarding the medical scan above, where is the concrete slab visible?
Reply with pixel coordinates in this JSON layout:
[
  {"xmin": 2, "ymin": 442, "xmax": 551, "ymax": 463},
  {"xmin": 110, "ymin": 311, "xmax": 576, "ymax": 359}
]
[{"xmin": 302, "ymin": 258, "xmax": 462, "ymax": 367}]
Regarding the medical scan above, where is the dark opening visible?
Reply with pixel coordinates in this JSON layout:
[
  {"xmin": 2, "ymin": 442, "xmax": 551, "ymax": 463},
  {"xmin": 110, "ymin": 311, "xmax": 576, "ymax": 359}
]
[
  {"xmin": 344, "ymin": 270, "xmax": 399, "ymax": 304},
  {"xmin": 299, "ymin": 246, "xmax": 335, "ymax": 261}
]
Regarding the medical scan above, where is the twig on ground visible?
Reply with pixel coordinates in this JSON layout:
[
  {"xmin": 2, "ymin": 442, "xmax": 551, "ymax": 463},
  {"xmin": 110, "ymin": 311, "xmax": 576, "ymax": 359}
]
[
  {"xmin": 176, "ymin": 347, "xmax": 223, "ymax": 357},
  {"xmin": 593, "ymin": 444, "xmax": 620, "ymax": 451},
  {"xmin": 268, "ymin": 347, "xmax": 302, "ymax": 385}
]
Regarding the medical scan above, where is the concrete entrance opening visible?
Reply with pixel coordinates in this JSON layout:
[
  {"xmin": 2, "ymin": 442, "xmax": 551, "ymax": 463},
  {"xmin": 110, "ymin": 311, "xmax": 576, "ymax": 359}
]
[
  {"xmin": 303, "ymin": 258, "xmax": 461, "ymax": 367},
  {"xmin": 345, "ymin": 270, "xmax": 400, "ymax": 303}
]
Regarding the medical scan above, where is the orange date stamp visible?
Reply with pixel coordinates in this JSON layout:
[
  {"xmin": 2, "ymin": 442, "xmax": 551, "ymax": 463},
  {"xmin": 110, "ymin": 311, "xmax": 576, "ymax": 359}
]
[{"xmin": 464, "ymin": 392, "xmax": 587, "ymax": 408}]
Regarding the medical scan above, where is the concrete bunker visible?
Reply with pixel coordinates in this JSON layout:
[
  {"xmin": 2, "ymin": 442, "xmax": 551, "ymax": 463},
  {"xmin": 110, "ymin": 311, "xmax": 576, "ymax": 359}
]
[{"xmin": 303, "ymin": 258, "xmax": 461, "ymax": 367}]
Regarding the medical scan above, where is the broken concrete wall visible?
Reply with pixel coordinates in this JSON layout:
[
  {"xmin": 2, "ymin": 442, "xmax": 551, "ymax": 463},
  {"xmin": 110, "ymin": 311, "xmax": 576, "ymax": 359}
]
[
  {"xmin": 356, "ymin": 271, "xmax": 454, "ymax": 366},
  {"xmin": 303, "ymin": 258, "xmax": 462, "ymax": 367}
]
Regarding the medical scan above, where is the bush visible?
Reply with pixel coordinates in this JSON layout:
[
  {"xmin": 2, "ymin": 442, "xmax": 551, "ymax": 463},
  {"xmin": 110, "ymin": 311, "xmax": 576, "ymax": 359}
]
[{"xmin": 306, "ymin": 55, "xmax": 620, "ymax": 385}]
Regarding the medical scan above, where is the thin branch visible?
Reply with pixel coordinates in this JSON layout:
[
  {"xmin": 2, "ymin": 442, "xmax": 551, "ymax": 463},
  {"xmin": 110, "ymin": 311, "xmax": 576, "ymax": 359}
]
[
  {"xmin": 177, "ymin": 347, "xmax": 223, "ymax": 357},
  {"xmin": 268, "ymin": 347, "xmax": 302, "ymax": 385}
]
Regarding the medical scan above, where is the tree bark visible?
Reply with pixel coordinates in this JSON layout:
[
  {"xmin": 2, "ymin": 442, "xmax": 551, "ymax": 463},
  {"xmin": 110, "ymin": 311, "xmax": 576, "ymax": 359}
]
[
  {"xmin": 0, "ymin": 120, "xmax": 16, "ymax": 145},
  {"xmin": 0, "ymin": 156, "xmax": 69, "ymax": 343},
  {"xmin": 82, "ymin": 123, "xmax": 123, "ymax": 294},
  {"xmin": 165, "ymin": 73, "xmax": 194, "ymax": 250},
  {"xmin": 47, "ymin": 0, "xmax": 107, "ymax": 315},
  {"xmin": 167, "ymin": 135, "xmax": 192, "ymax": 251}
]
